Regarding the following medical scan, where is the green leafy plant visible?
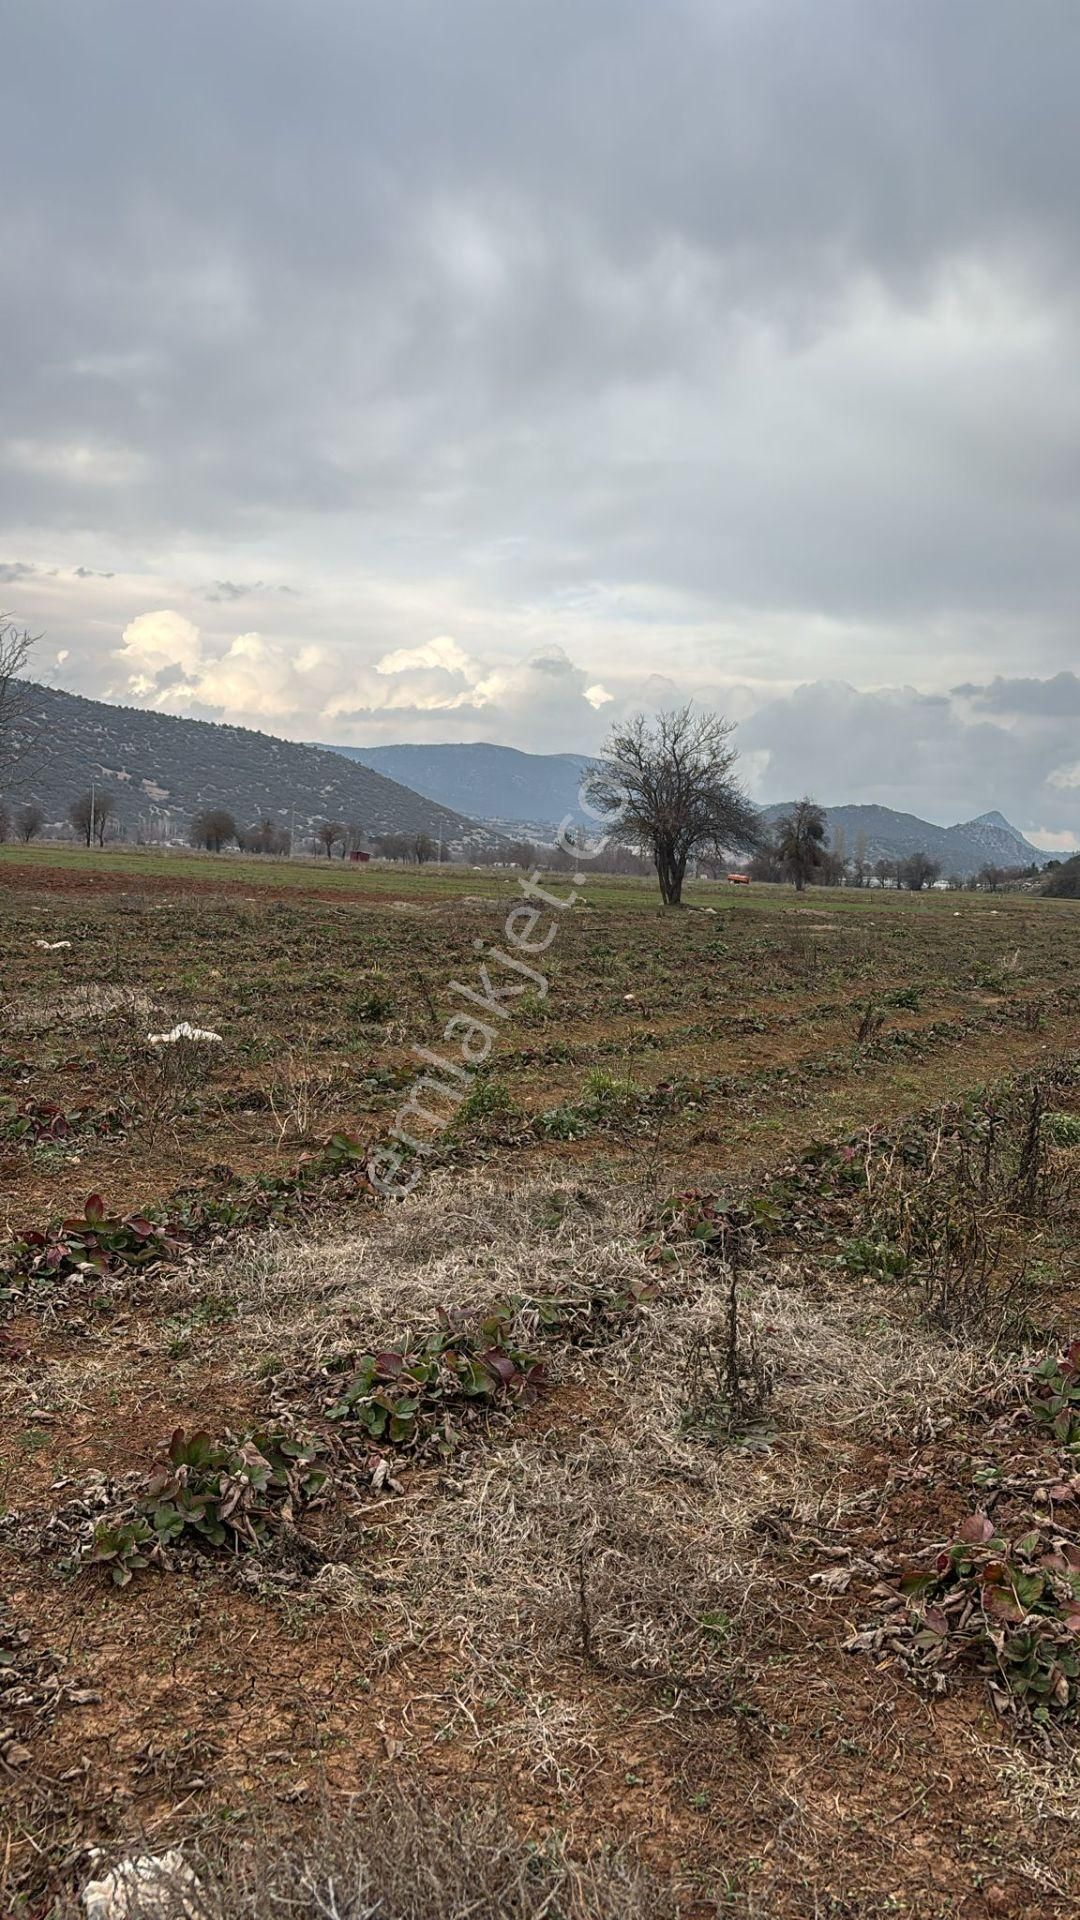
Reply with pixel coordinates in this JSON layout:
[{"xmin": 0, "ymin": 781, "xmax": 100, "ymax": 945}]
[
  {"xmin": 350, "ymin": 989, "xmax": 396, "ymax": 1023},
  {"xmin": 322, "ymin": 1312, "xmax": 545, "ymax": 1456},
  {"xmin": 86, "ymin": 1517, "xmax": 159, "ymax": 1587},
  {"xmin": 88, "ymin": 1425, "xmax": 329, "ymax": 1583},
  {"xmin": 0, "ymin": 1096, "xmax": 127, "ymax": 1146},
  {"xmin": 1043, "ymin": 1110, "xmax": 1080, "ymax": 1148},
  {"xmin": 899, "ymin": 1513, "xmax": 1080, "ymax": 1721},
  {"xmin": 1028, "ymin": 1340, "xmax": 1080, "ymax": 1448},
  {"xmin": 535, "ymin": 1103, "xmax": 583, "ymax": 1140},
  {"xmin": 2, "ymin": 1193, "xmax": 185, "ymax": 1302},
  {"xmin": 838, "ymin": 1235, "xmax": 909, "ymax": 1280}
]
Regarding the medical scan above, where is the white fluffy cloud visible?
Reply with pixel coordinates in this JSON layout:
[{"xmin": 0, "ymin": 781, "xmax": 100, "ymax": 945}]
[
  {"xmin": 110, "ymin": 610, "xmax": 614, "ymax": 746},
  {"xmin": 116, "ymin": 611, "xmax": 202, "ymax": 694}
]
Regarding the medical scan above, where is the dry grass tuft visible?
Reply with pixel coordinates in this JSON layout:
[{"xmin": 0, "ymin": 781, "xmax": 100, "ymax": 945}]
[
  {"xmin": 57, "ymin": 1782, "xmax": 675, "ymax": 1919},
  {"xmin": 746, "ymin": 1274, "xmax": 1003, "ymax": 1439},
  {"xmin": 4, "ymin": 982, "xmax": 164, "ymax": 1035},
  {"xmin": 207, "ymin": 1168, "xmax": 656, "ymax": 1378}
]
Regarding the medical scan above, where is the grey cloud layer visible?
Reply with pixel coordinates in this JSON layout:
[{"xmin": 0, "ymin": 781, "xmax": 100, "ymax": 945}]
[{"xmin": 1, "ymin": 2, "xmax": 1078, "ymax": 836}]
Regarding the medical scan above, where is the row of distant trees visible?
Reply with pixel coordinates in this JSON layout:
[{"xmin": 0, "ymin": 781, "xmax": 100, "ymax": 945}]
[
  {"xmin": 0, "ymin": 790, "xmax": 117, "ymax": 846},
  {"xmin": 741, "ymin": 799, "xmax": 1047, "ymax": 893},
  {"xmin": 188, "ymin": 810, "xmax": 446, "ymax": 860}
]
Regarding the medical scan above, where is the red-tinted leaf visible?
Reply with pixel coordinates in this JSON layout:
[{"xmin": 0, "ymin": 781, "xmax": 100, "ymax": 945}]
[
  {"xmin": 479, "ymin": 1349, "xmax": 519, "ymax": 1387},
  {"xmin": 958, "ymin": 1514, "xmax": 995, "ymax": 1545},
  {"xmin": 984, "ymin": 1585, "xmax": 1025, "ymax": 1623},
  {"xmin": 84, "ymin": 1193, "xmax": 105, "ymax": 1223}
]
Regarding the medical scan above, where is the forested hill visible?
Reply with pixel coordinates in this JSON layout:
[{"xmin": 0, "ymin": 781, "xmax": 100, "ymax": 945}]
[
  {"xmin": 759, "ymin": 802, "xmax": 1048, "ymax": 877},
  {"xmin": 9, "ymin": 683, "xmax": 491, "ymax": 847}
]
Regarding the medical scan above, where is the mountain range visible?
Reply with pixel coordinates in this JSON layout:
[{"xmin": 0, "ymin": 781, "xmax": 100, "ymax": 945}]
[
  {"xmin": 316, "ymin": 740, "xmax": 593, "ymax": 829},
  {"xmin": 757, "ymin": 802, "xmax": 1049, "ymax": 878},
  {"xmin": 1, "ymin": 689, "xmax": 1052, "ymax": 876},
  {"xmin": 321, "ymin": 740, "xmax": 1049, "ymax": 877},
  {"xmin": 7, "ymin": 683, "xmax": 489, "ymax": 849}
]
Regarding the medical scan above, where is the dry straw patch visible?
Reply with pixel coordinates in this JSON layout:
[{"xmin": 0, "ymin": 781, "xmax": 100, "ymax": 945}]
[
  {"xmin": 99, "ymin": 1164, "xmax": 1010, "ymax": 1790},
  {"xmin": 54, "ymin": 1781, "xmax": 676, "ymax": 1920},
  {"xmin": 3, "ymin": 982, "xmax": 164, "ymax": 1036},
  {"xmin": 207, "ymin": 1168, "xmax": 659, "ymax": 1378}
]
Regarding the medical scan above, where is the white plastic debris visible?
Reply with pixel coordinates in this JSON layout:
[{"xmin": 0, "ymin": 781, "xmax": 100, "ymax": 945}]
[
  {"xmin": 147, "ymin": 1022, "xmax": 223, "ymax": 1046},
  {"xmin": 82, "ymin": 1850, "xmax": 203, "ymax": 1920},
  {"xmin": 34, "ymin": 938, "xmax": 72, "ymax": 950}
]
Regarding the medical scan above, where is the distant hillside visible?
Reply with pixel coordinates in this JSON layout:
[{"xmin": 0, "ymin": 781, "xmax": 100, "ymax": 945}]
[
  {"xmin": 7, "ymin": 683, "xmax": 491, "ymax": 848},
  {"xmin": 318, "ymin": 740, "xmax": 593, "ymax": 830},
  {"xmin": 1043, "ymin": 854, "xmax": 1080, "ymax": 898},
  {"xmin": 760, "ymin": 802, "xmax": 1050, "ymax": 878},
  {"xmin": 319, "ymin": 739, "xmax": 1049, "ymax": 878}
]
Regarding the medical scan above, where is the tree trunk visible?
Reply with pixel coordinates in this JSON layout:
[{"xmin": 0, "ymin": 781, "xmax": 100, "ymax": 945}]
[{"xmin": 655, "ymin": 841, "xmax": 684, "ymax": 906}]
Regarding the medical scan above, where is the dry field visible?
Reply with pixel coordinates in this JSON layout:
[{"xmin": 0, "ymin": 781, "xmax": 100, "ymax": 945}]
[{"xmin": 1, "ymin": 846, "xmax": 1078, "ymax": 1919}]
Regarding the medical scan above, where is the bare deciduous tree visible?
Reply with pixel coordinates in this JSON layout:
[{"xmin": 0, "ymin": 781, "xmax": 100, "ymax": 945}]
[
  {"xmin": 900, "ymin": 851, "xmax": 941, "ymax": 892},
  {"xmin": 584, "ymin": 706, "xmax": 758, "ymax": 907},
  {"xmin": 15, "ymin": 802, "xmax": 45, "ymax": 843},
  {"xmin": 0, "ymin": 615, "xmax": 39, "ymax": 798},
  {"xmin": 69, "ymin": 787, "xmax": 117, "ymax": 847},
  {"xmin": 775, "ymin": 798, "xmax": 828, "ymax": 892},
  {"xmin": 190, "ymin": 807, "xmax": 237, "ymax": 851},
  {"xmin": 316, "ymin": 819, "xmax": 346, "ymax": 857}
]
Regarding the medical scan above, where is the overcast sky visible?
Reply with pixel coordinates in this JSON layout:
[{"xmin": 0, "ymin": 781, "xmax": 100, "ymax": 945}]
[{"xmin": 3, "ymin": 1, "xmax": 1079, "ymax": 844}]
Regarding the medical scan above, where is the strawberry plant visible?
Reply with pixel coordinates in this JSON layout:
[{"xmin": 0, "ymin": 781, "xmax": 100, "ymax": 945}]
[
  {"xmin": 88, "ymin": 1425, "xmax": 329, "ymax": 1583},
  {"xmin": 900, "ymin": 1513, "xmax": 1080, "ymax": 1721},
  {"xmin": 0, "ymin": 1096, "xmax": 127, "ymax": 1146},
  {"xmin": 837, "ymin": 1235, "xmax": 908, "ymax": 1279},
  {"xmin": 1, "ymin": 1193, "xmax": 186, "ymax": 1303},
  {"xmin": 322, "ymin": 1311, "xmax": 545, "ymax": 1456},
  {"xmin": 1027, "ymin": 1340, "xmax": 1080, "ymax": 1449}
]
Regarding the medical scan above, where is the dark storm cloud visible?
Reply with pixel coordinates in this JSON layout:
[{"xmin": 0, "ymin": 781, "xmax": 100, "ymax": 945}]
[
  {"xmin": 739, "ymin": 681, "xmax": 1080, "ymax": 839},
  {"xmin": 0, "ymin": 2, "xmax": 1078, "ymax": 837},
  {"xmin": 205, "ymin": 582, "xmax": 265, "ymax": 603},
  {"xmin": 953, "ymin": 672, "xmax": 1080, "ymax": 716}
]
